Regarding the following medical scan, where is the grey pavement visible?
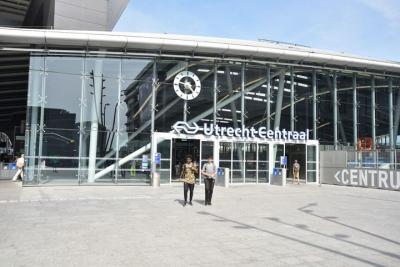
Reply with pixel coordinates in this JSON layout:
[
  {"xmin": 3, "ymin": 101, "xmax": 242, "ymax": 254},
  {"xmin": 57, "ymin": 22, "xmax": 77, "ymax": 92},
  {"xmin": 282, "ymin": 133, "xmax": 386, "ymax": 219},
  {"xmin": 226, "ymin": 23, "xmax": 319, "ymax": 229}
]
[{"xmin": 0, "ymin": 181, "xmax": 399, "ymax": 267}]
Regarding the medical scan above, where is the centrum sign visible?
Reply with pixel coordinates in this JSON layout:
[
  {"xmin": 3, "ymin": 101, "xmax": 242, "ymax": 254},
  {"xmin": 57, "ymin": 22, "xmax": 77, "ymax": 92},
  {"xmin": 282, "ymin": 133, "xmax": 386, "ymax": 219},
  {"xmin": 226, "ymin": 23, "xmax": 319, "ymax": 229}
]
[
  {"xmin": 334, "ymin": 169, "xmax": 400, "ymax": 190},
  {"xmin": 172, "ymin": 121, "xmax": 310, "ymax": 141}
]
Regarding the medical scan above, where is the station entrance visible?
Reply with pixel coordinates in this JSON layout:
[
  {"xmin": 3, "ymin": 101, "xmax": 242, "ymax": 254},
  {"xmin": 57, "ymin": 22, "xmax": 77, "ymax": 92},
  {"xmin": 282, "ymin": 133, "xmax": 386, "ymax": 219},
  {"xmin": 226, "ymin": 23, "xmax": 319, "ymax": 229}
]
[
  {"xmin": 154, "ymin": 132, "xmax": 319, "ymax": 185},
  {"xmin": 285, "ymin": 144, "xmax": 306, "ymax": 183}
]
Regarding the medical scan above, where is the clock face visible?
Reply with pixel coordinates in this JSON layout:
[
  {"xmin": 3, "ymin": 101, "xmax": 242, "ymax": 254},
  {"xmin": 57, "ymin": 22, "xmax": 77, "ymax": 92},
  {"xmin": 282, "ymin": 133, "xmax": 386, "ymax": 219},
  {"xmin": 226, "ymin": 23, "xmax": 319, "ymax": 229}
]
[{"xmin": 173, "ymin": 71, "xmax": 201, "ymax": 100}]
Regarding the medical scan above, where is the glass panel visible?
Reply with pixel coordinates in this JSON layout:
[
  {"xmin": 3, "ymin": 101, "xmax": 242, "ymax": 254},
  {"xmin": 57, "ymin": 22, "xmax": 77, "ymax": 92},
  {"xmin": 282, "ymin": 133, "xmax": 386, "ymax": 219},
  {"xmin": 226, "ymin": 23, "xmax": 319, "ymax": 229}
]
[
  {"xmin": 25, "ymin": 56, "xmax": 45, "ymax": 185},
  {"xmin": 258, "ymin": 171, "xmax": 269, "ymax": 183},
  {"xmin": 245, "ymin": 171, "xmax": 257, "ymax": 183},
  {"xmin": 306, "ymin": 145, "xmax": 317, "ymax": 183},
  {"xmin": 157, "ymin": 138, "xmax": 171, "ymax": 184},
  {"xmin": 232, "ymin": 171, "xmax": 243, "ymax": 183},
  {"xmin": 258, "ymin": 143, "xmax": 269, "ymax": 161},
  {"xmin": 307, "ymin": 171, "xmax": 316, "ymax": 183},
  {"xmin": 44, "ymin": 57, "xmax": 82, "ymax": 129},
  {"xmin": 201, "ymin": 141, "xmax": 213, "ymax": 160},
  {"xmin": 377, "ymin": 150, "xmax": 391, "ymax": 169},
  {"xmin": 219, "ymin": 142, "xmax": 232, "ymax": 160},
  {"xmin": 273, "ymin": 144, "xmax": 284, "ymax": 168},
  {"xmin": 40, "ymin": 158, "xmax": 79, "ymax": 185}
]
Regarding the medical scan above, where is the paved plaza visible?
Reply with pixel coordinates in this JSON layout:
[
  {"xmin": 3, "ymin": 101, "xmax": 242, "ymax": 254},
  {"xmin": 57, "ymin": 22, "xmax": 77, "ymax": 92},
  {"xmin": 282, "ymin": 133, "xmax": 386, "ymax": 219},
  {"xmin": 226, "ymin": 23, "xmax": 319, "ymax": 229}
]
[{"xmin": 0, "ymin": 181, "xmax": 399, "ymax": 267}]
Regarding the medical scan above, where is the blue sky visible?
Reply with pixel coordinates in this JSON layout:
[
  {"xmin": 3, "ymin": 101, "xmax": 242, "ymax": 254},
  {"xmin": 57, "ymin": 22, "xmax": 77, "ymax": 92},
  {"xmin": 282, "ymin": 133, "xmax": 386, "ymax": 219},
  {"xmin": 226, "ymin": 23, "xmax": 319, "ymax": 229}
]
[{"xmin": 115, "ymin": 0, "xmax": 400, "ymax": 61}]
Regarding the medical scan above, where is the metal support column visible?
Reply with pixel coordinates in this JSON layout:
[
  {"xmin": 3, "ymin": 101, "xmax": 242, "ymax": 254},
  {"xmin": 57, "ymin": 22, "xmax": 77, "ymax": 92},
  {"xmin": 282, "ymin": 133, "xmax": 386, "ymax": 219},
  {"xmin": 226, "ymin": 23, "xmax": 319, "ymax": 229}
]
[
  {"xmin": 371, "ymin": 76, "xmax": 376, "ymax": 150},
  {"xmin": 389, "ymin": 78, "xmax": 394, "ymax": 166},
  {"xmin": 312, "ymin": 70, "xmax": 317, "ymax": 139},
  {"xmin": 213, "ymin": 62, "xmax": 218, "ymax": 126},
  {"xmin": 266, "ymin": 65, "xmax": 271, "ymax": 130},
  {"xmin": 241, "ymin": 63, "xmax": 245, "ymax": 127},
  {"xmin": 273, "ymin": 71, "xmax": 286, "ymax": 130},
  {"xmin": 290, "ymin": 67, "xmax": 295, "ymax": 131},
  {"xmin": 150, "ymin": 60, "xmax": 158, "ymax": 187},
  {"xmin": 333, "ymin": 72, "xmax": 338, "ymax": 150},
  {"xmin": 353, "ymin": 73, "xmax": 358, "ymax": 148}
]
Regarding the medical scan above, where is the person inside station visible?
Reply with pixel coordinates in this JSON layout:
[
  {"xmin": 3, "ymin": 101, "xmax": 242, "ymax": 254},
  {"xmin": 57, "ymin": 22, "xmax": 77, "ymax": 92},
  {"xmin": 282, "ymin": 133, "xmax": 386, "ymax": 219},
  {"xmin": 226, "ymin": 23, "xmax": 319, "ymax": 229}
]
[
  {"xmin": 180, "ymin": 155, "xmax": 197, "ymax": 206},
  {"xmin": 292, "ymin": 160, "xmax": 300, "ymax": 184},
  {"xmin": 201, "ymin": 156, "xmax": 217, "ymax": 206},
  {"xmin": 12, "ymin": 154, "xmax": 24, "ymax": 182}
]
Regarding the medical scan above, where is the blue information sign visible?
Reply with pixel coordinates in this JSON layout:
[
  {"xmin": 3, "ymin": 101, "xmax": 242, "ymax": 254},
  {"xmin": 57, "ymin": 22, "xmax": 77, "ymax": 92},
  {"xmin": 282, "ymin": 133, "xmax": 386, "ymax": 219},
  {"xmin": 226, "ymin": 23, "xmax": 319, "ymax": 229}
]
[
  {"xmin": 141, "ymin": 155, "xmax": 149, "ymax": 170},
  {"xmin": 217, "ymin": 167, "xmax": 223, "ymax": 176},
  {"xmin": 155, "ymin": 153, "xmax": 161, "ymax": 165}
]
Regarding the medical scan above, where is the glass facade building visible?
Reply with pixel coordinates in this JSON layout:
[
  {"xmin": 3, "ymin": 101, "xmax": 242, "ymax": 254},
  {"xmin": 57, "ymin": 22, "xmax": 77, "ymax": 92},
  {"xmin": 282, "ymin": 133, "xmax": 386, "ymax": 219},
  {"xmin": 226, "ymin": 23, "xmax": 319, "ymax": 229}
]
[
  {"xmin": 1, "ymin": 28, "xmax": 399, "ymax": 186},
  {"xmin": 23, "ymin": 53, "xmax": 399, "ymax": 185}
]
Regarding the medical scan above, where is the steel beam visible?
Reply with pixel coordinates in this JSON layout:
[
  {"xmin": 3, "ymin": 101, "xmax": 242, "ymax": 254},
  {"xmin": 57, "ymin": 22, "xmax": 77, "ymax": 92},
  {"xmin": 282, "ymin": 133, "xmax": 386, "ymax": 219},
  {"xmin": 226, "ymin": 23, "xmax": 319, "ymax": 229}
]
[
  {"xmin": 273, "ymin": 71, "xmax": 286, "ymax": 130},
  {"xmin": 389, "ymin": 78, "xmax": 394, "ymax": 149},
  {"xmin": 150, "ymin": 60, "xmax": 158, "ymax": 186},
  {"xmin": 312, "ymin": 70, "xmax": 317, "ymax": 139},
  {"xmin": 241, "ymin": 63, "xmax": 245, "ymax": 127},
  {"xmin": 290, "ymin": 67, "xmax": 295, "ymax": 131},
  {"xmin": 371, "ymin": 76, "xmax": 376, "ymax": 149},
  {"xmin": 266, "ymin": 65, "xmax": 271, "ymax": 130},
  {"xmin": 213, "ymin": 62, "xmax": 218, "ymax": 126},
  {"xmin": 333, "ymin": 72, "xmax": 338, "ymax": 150},
  {"xmin": 353, "ymin": 73, "xmax": 358, "ymax": 148}
]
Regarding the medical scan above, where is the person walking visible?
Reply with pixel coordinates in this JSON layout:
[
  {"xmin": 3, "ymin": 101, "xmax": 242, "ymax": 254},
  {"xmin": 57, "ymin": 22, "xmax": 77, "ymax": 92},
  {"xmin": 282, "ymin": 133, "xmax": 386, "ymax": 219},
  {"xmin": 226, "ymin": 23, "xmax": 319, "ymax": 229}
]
[
  {"xmin": 292, "ymin": 160, "xmax": 300, "ymax": 184},
  {"xmin": 201, "ymin": 156, "xmax": 216, "ymax": 206},
  {"xmin": 12, "ymin": 154, "xmax": 24, "ymax": 181},
  {"xmin": 181, "ymin": 155, "xmax": 197, "ymax": 206}
]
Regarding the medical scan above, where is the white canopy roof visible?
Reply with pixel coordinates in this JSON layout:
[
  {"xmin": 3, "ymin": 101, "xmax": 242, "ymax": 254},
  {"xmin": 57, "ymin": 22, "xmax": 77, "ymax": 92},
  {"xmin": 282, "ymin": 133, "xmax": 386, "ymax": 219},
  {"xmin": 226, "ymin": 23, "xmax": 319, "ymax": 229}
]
[{"xmin": 1, "ymin": 27, "xmax": 399, "ymax": 73}]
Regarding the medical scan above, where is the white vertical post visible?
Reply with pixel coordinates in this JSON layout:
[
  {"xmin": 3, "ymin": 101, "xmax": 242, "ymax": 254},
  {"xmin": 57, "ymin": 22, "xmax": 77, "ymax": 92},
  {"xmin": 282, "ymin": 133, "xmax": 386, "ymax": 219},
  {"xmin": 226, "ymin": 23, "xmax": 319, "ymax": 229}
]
[
  {"xmin": 312, "ymin": 70, "xmax": 317, "ymax": 140},
  {"xmin": 150, "ymin": 60, "xmax": 158, "ymax": 187},
  {"xmin": 371, "ymin": 76, "xmax": 376, "ymax": 150},
  {"xmin": 290, "ymin": 67, "xmax": 295, "ymax": 131},
  {"xmin": 88, "ymin": 59, "xmax": 103, "ymax": 183}
]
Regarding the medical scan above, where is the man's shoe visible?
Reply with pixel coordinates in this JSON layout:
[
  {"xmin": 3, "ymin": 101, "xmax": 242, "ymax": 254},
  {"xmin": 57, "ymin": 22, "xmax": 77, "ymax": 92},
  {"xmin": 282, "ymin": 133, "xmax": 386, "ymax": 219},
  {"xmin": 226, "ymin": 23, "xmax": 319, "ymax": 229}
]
[
  {"xmin": 189, "ymin": 201, "xmax": 193, "ymax": 206},
  {"xmin": 208, "ymin": 202, "xmax": 212, "ymax": 206},
  {"xmin": 183, "ymin": 202, "xmax": 187, "ymax": 207}
]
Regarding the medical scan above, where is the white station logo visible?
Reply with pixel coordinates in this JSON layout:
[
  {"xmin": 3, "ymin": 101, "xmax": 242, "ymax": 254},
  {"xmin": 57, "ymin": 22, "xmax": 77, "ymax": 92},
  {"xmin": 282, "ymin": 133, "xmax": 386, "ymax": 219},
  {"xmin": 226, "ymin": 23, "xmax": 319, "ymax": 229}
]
[
  {"xmin": 172, "ymin": 121, "xmax": 309, "ymax": 141},
  {"xmin": 172, "ymin": 121, "xmax": 200, "ymax": 134}
]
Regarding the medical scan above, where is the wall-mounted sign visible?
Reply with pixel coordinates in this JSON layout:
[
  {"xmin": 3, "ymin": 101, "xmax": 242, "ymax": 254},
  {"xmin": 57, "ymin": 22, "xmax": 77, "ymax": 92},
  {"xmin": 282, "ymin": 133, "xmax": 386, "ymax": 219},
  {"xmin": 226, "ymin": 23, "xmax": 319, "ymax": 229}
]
[
  {"xmin": 141, "ymin": 155, "xmax": 149, "ymax": 170},
  {"xmin": 334, "ymin": 169, "xmax": 400, "ymax": 190},
  {"xmin": 155, "ymin": 153, "xmax": 161, "ymax": 165},
  {"xmin": 172, "ymin": 121, "xmax": 310, "ymax": 141}
]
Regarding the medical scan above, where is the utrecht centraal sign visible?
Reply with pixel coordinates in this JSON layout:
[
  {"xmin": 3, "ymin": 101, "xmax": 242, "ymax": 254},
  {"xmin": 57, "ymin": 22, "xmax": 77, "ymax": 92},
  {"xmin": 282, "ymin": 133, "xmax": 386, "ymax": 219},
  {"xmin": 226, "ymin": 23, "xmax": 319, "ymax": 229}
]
[
  {"xmin": 334, "ymin": 169, "xmax": 400, "ymax": 190},
  {"xmin": 172, "ymin": 121, "xmax": 310, "ymax": 141}
]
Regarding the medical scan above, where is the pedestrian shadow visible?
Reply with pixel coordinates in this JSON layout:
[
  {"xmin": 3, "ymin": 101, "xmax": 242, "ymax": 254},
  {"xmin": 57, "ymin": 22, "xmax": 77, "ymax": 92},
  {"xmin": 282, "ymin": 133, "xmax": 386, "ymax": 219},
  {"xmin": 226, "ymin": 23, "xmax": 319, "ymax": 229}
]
[
  {"xmin": 198, "ymin": 211, "xmax": 385, "ymax": 267},
  {"xmin": 194, "ymin": 200, "xmax": 206, "ymax": 205},
  {"xmin": 298, "ymin": 203, "xmax": 400, "ymax": 246},
  {"xmin": 174, "ymin": 199, "xmax": 186, "ymax": 207},
  {"xmin": 264, "ymin": 216, "xmax": 400, "ymax": 261}
]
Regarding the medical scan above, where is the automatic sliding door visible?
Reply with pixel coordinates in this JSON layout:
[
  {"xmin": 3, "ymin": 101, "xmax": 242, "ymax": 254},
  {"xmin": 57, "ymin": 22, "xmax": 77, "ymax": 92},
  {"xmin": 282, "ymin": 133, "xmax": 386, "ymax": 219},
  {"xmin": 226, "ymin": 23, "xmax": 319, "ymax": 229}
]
[
  {"xmin": 200, "ymin": 141, "xmax": 214, "ymax": 184},
  {"xmin": 306, "ymin": 145, "xmax": 318, "ymax": 183},
  {"xmin": 157, "ymin": 137, "xmax": 172, "ymax": 184}
]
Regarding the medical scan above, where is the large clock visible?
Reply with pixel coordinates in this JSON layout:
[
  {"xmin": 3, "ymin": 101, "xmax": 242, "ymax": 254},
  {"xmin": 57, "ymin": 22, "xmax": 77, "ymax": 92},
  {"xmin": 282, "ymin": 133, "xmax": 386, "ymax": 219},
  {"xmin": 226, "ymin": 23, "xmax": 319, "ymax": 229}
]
[{"xmin": 173, "ymin": 71, "xmax": 201, "ymax": 100}]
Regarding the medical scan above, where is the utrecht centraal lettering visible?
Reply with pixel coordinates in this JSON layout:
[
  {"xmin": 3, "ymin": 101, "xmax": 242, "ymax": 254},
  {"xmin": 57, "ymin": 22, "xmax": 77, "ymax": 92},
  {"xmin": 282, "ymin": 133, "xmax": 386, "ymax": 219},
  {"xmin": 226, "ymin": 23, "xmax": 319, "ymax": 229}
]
[
  {"xmin": 334, "ymin": 169, "xmax": 400, "ymax": 190},
  {"xmin": 171, "ymin": 121, "xmax": 310, "ymax": 141},
  {"xmin": 203, "ymin": 124, "xmax": 309, "ymax": 141}
]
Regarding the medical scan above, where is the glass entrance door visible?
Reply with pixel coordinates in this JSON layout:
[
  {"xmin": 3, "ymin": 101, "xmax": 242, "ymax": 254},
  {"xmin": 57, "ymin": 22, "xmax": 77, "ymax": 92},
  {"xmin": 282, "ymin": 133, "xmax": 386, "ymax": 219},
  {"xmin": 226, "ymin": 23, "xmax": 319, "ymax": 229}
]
[
  {"xmin": 306, "ymin": 144, "xmax": 318, "ymax": 183},
  {"xmin": 200, "ymin": 141, "xmax": 214, "ymax": 184},
  {"xmin": 258, "ymin": 143, "xmax": 269, "ymax": 183}
]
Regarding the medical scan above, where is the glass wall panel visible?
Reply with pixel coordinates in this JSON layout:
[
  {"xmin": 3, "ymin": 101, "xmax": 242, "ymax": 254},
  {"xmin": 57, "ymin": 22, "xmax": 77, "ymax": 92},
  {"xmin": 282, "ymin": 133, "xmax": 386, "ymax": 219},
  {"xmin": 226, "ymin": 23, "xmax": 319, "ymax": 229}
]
[
  {"xmin": 25, "ymin": 56, "xmax": 44, "ymax": 184},
  {"xmin": 258, "ymin": 143, "xmax": 269, "ymax": 183},
  {"xmin": 245, "ymin": 143, "xmax": 257, "ymax": 183},
  {"xmin": 232, "ymin": 142, "xmax": 245, "ymax": 183}
]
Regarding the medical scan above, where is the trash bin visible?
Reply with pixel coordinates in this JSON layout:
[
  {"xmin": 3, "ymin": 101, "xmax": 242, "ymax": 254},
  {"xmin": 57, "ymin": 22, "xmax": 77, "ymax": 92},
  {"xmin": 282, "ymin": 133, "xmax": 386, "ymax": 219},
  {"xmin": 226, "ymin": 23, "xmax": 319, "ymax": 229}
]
[
  {"xmin": 216, "ymin": 167, "xmax": 229, "ymax": 187},
  {"xmin": 271, "ymin": 167, "xmax": 286, "ymax": 186}
]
